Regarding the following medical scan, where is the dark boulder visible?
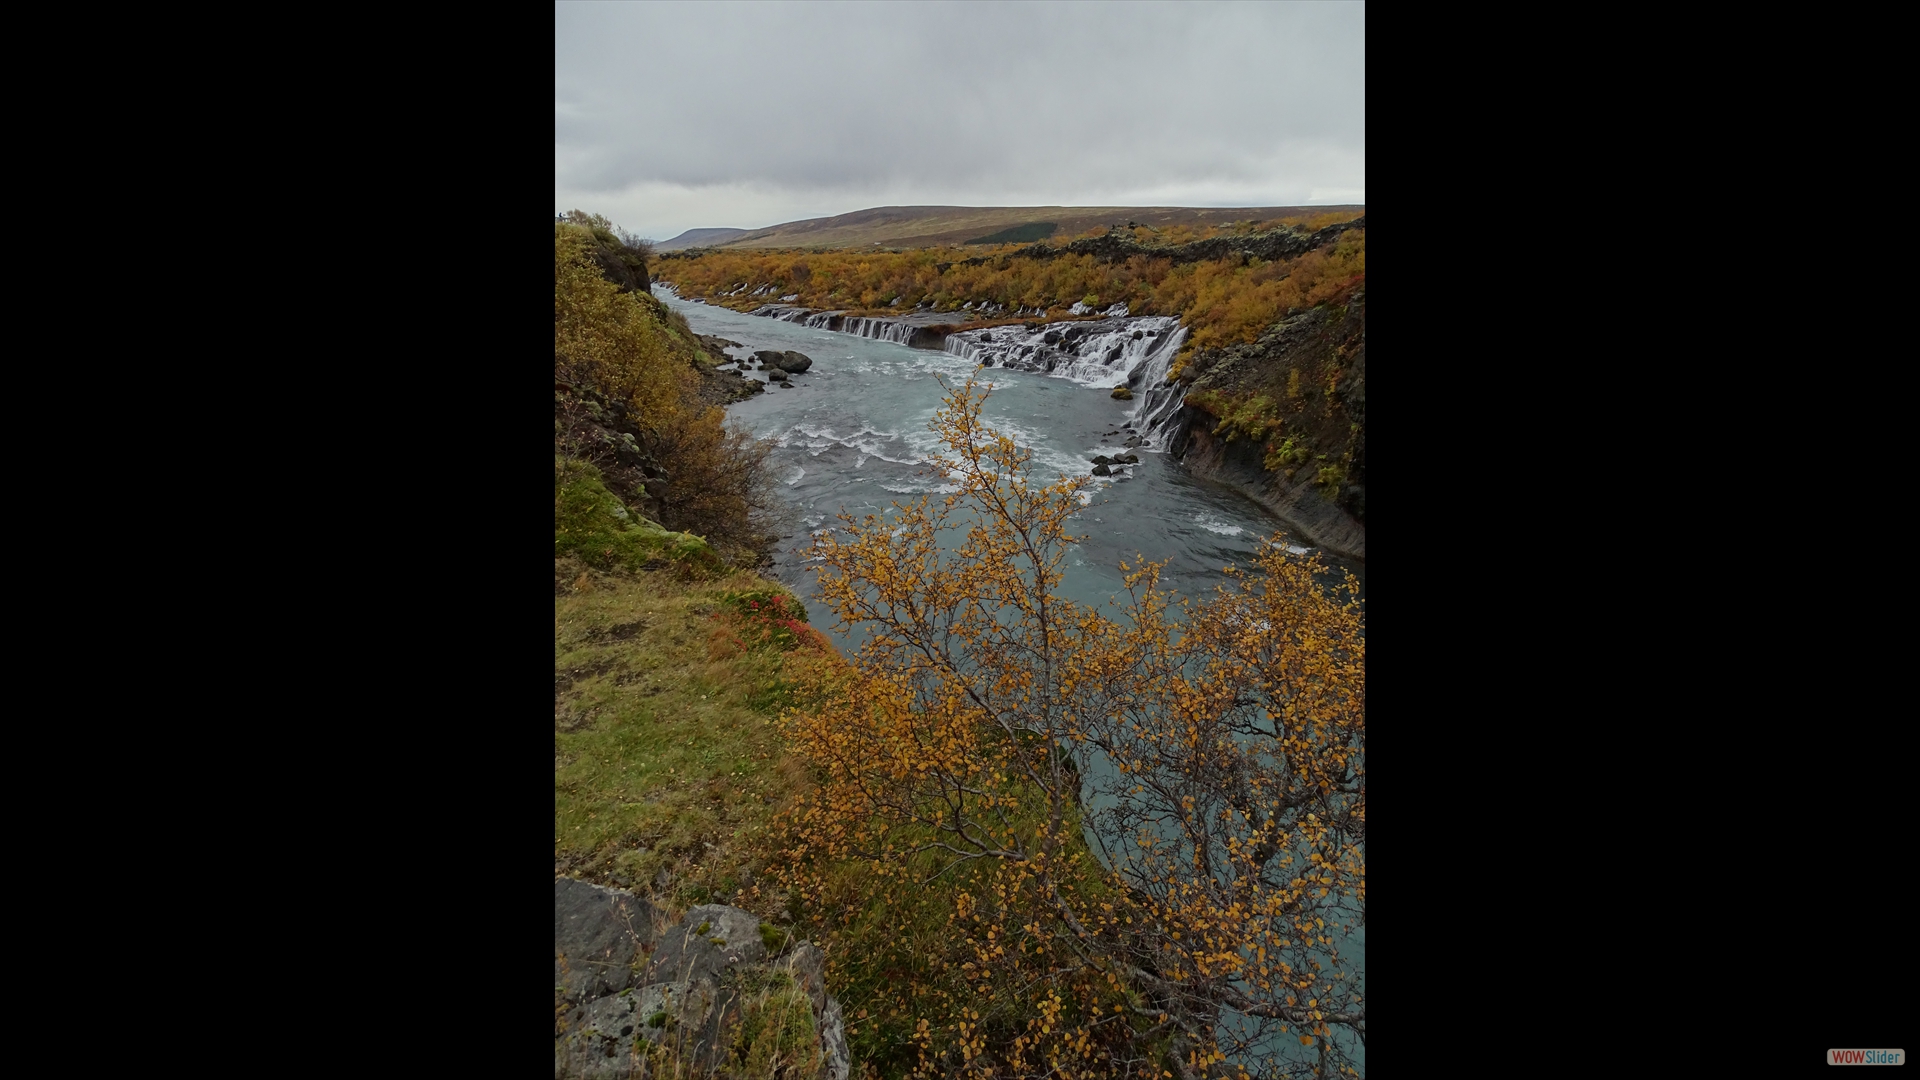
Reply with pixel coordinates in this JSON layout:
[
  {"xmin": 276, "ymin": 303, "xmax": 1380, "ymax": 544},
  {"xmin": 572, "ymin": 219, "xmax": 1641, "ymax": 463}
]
[
  {"xmin": 751, "ymin": 349, "xmax": 811, "ymax": 373},
  {"xmin": 1092, "ymin": 463, "xmax": 1112, "ymax": 476},
  {"xmin": 644, "ymin": 904, "xmax": 770, "ymax": 985},
  {"xmin": 1341, "ymin": 484, "xmax": 1365, "ymax": 521},
  {"xmin": 555, "ymin": 877, "xmax": 662, "ymax": 1004}
]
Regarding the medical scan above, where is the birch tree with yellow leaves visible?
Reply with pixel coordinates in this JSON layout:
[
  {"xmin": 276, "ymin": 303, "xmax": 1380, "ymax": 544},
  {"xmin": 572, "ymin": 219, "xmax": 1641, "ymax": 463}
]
[{"xmin": 778, "ymin": 373, "xmax": 1365, "ymax": 1080}]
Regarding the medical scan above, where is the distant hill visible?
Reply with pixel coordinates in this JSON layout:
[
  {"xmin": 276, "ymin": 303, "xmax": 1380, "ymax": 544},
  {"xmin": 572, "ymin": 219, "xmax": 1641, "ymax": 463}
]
[
  {"xmin": 655, "ymin": 227, "xmax": 750, "ymax": 251},
  {"xmin": 705, "ymin": 205, "xmax": 1363, "ymax": 250},
  {"xmin": 965, "ymin": 222, "xmax": 1058, "ymax": 245}
]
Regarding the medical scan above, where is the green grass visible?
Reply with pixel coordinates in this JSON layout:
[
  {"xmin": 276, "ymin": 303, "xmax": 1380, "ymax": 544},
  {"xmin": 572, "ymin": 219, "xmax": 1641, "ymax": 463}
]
[
  {"xmin": 554, "ymin": 557, "xmax": 829, "ymax": 910},
  {"xmin": 555, "ymin": 558, "xmax": 1138, "ymax": 1079},
  {"xmin": 732, "ymin": 969, "xmax": 823, "ymax": 1078}
]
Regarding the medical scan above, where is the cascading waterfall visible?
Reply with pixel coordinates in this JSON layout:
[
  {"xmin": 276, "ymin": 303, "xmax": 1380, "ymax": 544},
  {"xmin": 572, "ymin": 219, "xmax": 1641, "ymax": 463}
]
[
  {"xmin": 944, "ymin": 317, "xmax": 1191, "ymax": 450},
  {"xmin": 712, "ymin": 291, "xmax": 1201, "ymax": 452}
]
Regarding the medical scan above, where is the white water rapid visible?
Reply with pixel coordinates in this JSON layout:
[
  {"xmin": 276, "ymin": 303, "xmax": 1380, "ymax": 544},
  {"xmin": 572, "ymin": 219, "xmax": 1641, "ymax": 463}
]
[{"xmin": 943, "ymin": 317, "xmax": 1190, "ymax": 450}]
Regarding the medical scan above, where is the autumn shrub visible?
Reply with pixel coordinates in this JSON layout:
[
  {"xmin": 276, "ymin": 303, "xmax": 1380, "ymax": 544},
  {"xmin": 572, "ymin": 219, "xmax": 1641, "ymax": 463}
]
[
  {"xmin": 557, "ymin": 222, "xmax": 777, "ymax": 567},
  {"xmin": 556, "ymin": 225, "xmax": 688, "ymax": 420},
  {"xmin": 1263, "ymin": 435, "xmax": 1311, "ymax": 472},
  {"xmin": 776, "ymin": 374, "xmax": 1366, "ymax": 1080},
  {"xmin": 1209, "ymin": 394, "xmax": 1280, "ymax": 444},
  {"xmin": 640, "ymin": 402, "xmax": 777, "ymax": 564}
]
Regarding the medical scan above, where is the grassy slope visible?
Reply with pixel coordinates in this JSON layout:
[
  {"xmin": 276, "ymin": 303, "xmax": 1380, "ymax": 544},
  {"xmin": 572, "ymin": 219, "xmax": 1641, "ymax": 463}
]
[
  {"xmin": 717, "ymin": 204, "xmax": 1364, "ymax": 250},
  {"xmin": 554, "ymin": 558, "xmax": 824, "ymax": 913}
]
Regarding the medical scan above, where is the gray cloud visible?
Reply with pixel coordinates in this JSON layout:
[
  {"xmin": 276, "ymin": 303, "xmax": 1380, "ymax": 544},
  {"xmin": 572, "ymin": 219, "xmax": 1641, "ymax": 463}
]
[{"xmin": 555, "ymin": 1, "xmax": 1364, "ymax": 240}]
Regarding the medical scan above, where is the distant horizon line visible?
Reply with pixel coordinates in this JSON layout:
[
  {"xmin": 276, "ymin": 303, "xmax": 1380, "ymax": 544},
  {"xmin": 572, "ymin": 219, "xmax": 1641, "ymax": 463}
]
[{"xmin": 629, "ymin": 201, "xmax": 1367, "ymax": 243}]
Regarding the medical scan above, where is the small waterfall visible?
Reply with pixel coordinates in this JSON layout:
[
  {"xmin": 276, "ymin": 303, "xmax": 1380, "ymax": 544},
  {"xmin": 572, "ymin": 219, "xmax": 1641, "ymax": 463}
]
[
  {"xmin": 1125, "ymin": 324, "xmax": 1191, "ymax": 443},
  {"xmin": 840, "ymin": 317, "xmax": 916, "ymax": 345},
  {"xmin": 753, "ymin": 306, "xmax": 925, "ymax": 344}
]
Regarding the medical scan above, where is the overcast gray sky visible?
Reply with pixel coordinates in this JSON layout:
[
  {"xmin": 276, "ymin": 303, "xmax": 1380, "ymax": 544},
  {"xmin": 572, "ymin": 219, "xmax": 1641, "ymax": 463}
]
[{"xmin": 555, "ymin": 1, "xmax": 1364, "ymax": 242}]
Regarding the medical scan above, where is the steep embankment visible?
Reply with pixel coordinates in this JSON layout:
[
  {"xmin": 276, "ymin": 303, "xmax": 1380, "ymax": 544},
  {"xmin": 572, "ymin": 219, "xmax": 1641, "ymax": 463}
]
[{"xmin": 1169, "ymin": 288, "xmax": 1366, "ymax": 560}]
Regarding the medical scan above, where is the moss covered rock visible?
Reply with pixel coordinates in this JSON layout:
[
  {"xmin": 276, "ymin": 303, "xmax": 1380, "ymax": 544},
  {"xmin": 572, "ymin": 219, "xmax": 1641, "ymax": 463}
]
[{"xmin": 555, "ymin": 457, "xmax": 725, "ymax": 578}]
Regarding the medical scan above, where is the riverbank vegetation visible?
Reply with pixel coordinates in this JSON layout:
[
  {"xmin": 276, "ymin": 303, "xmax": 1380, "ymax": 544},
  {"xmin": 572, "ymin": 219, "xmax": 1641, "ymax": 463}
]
[
  {"xmin": 556, "ymin": 211, "xmax": 825, "ymax": 904},
  {"xmin": 775, "ymin": 375, "xmax": 1366, "ymax": 1080},
  {"xmin": 1179, "ymin": 287, "xmax": 1367, "ymax": 522},
  {"xmin": 556, "ymin": 219, "xmax": 776, "ymax": 564},
  {"xmin": 653, "ymin": 218, "xmax": 1363, "ymax": 365}
]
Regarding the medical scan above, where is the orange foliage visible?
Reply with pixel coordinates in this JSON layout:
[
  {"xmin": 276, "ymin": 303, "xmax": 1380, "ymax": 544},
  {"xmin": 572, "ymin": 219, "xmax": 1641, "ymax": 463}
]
[
  {"xmin": 655, "ymin": 230, "xmax": 1364, "ymax": 362},
  {"xmin": 776, "ymin": 375, "xmax": 1366, "ymax": 1079}
]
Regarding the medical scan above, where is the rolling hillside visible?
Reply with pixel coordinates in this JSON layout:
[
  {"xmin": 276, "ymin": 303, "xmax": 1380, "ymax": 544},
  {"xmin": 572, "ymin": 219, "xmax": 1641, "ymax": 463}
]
[
  {"xmin": 655, "ymin": 227, "xmax": 751, "ymax": 251},
  {"xmin": 687, "ymin": 204, "xmax": 1363, "ymax": 250}
]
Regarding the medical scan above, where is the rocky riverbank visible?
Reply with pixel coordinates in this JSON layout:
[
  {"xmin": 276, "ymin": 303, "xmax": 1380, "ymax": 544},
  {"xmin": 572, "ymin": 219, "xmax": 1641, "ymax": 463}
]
[
  {"xmin": 1167, "ymin": 289, "xmax": 1366, "ymax": 561},
  {"xmin": 690, "ymin": 335, "xmax": 767, "ymax": 405}
]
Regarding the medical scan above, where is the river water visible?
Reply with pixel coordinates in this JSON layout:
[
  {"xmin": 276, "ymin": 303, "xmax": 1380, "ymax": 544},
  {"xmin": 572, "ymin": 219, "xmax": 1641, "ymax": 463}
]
[
  {"xmin": 655, "ymin": 287, "xmax": 1362, "ymax": 628},
  {"xmin": 654, "ymin": 287, "xmax": 1364, "ymax": 1072}
]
